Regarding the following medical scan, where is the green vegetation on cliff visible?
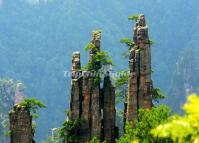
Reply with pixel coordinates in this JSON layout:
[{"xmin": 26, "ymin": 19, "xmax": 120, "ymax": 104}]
[
  {"xmin": 19, "ymin": 98, "xmax": 46, "ymax": 119},
  {"xmin": 117, "ymin": 105, "xmax": 171, "ymax": 143}
]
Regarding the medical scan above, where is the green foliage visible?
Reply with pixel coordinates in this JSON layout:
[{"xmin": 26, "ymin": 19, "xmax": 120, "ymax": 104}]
[
  {"xmin": 120, "ymin": 38, "xmax": 134, "ymax": 48},
  {"xmin": 4, "ymin": 131, "xmax": 11, "ymax": 137},
  {"xmin": 116, "ymin": 122, "xmax": 136, "ymax": 143},
  {"xmin": 128, "ymin": 14, "xmax": 139, "ymax": 21},
  {"xmin": 87, "ymin": 137, "xmax": 108, "ymax": 143},
  {"xmin": 149, "ymin": 39, "xmax": 155, "ymax": 46},
  {"xmin": 115, "ymin": 70, "xmax": 129, "ymax": 88},
  {"xmin": 92, "ymin": 75, "xmax": 101, "ymax": 87},
  {"xmin": 87, "ymin": 137, "xmax": 105, "ymax": 143},
  {"xmin": 117, "ymin": 105, "xmax": 171, "ymax": 143},
  {"xmin": 152, "ymin": 88, "xmax": 166, "ymax": 103},
  {"xmin": 94, "ymin": 51, "xmax": 113, "ymax": 66},
  {"xmin": 19, "ymin": 98, "xmax": 46, "ymax": 111},
  {"xmin": 151, "ymin": 94, "xmax": 199, "ymax": 143},
  {"xmin": 16, "ymin": 98, "xmax": 46, "ymax": 134},
  {"xmin": 32, "ymin": 121, "xmax": 37, "ymax": 133},
  {"xmin": 83, "ymin": 37, "xmax": 114, "ymax": 88},
  {"xmin": 120, "ymin": 38, "xmax": 133, "ymax": 60},
  {"xmin": 19, "ymin": 98, "xmax": 46, "ymax": 118},
  {"xmin": 84, "ymin": 30, "xmax": 113, "ymax": 71},
  {"xmin": 84, "ymin": 43, "xmax": 97, "ymax": 51},
  {"xmin": 84, "ymin": 51, "xmax": 113, "ymax": 71},
  {"xmin": 59, "ymin": 119, "xmax": 81, "ymax": 143}
]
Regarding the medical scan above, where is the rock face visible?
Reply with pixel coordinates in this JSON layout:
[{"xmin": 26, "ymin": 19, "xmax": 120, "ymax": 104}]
[
  {"xmin": 69, "ymin": 52, "xmax": 82, "ymax": 120},
  {"xmin": 69, "ymin": 31, "xmax": 117, "ymax": 142},
  {"xmin": 9, "ymin": 105, "xmax": 34, "ymax": 143},
  {"xmin": 103, "ymin": 75, "xmax": 117, "ymax": 143},
  {"xmin": 89, "ymin": 30, "xmax": 102, "ymax": 139},
  {"xmin": 81, "ymin": 73, "xmax": 92, "ymax": 142},
  {"xmin": 127, "ymin": 14, "xmax": 153, "ymax": 122}
]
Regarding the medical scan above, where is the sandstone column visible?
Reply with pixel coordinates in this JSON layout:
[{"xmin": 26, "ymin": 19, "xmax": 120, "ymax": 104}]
[
  {"xmin": 81, "ymin": 72, "xmax": 92, "ymax": 142},
  {"xmin": 69, "ymin": 30, "xmax": 118, "ymax": 142},
  {"xmin": 9, "ymin": 105, "xmax": 34, "ymax": 143},
  {"xmin": 103, "ymin": 75, "xmax": 116, "ymax": 143},
  {"xmin": 89, "ymin": 30, "xmax": 102, "ymax": 139},
  {"xmin": 127, "ymin": 14, "xmax": 153, "ymax": 122},
  {"xmin": 69, "ymin": 52, "xmax": 82, "ymax": 120}
]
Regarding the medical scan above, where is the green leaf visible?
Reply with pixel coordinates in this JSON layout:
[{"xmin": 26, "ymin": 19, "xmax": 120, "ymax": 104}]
[
  {"xmin": 120, "ymin": 38, "xmax": 134, "ymax": 47},
  {"xmin": 152, "ymin": 88, "xmax": 166, "ymax": 103},
  {"xmin": 128, "ymin": 14, "xmax": 139, "ymax": 21},
  {"xmin": 4, "ymin": 131, "xmax": 11, "ymax": 137},
  {"xmin": 19, "ymin": 98, "xmax": 46, "ymax": 118}
]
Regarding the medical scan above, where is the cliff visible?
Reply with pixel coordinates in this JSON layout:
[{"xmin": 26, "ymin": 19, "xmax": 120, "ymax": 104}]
[
  {"xmin": 127, "ymin": 14, "xmax": 153, "ymax": 122},
  {"xmin": 69, "ymin": 31, "xmax": 117, "ymax": 143},
  {"xmin": 9, "ymin": 105, "xmax": 34, "ymax": 143}
]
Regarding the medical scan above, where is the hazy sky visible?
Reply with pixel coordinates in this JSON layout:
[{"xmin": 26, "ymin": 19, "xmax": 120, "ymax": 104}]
[
  {"xmin": 26, "ymin": 0, "xmax": 51, "ymax": 5},
  {"xmin": 0, "ymin": 0, "xmax": 3, "ymax": 6}
]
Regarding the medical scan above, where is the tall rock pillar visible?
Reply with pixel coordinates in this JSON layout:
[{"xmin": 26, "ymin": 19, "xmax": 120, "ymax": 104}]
[
  {"xmin": 90, "ymin": 31, "xmax": 102, "ymax": 138},
  {"xmin": 81, "ymin": 72, "xmax": 92, "ymax": 142},
  {"xmin": 103, "ymin": 75, "xmax": 117, "ymax": 143},
  {"xmin": 69, "ymin": 30, "xmax": 117, "ymax": 142},
  {"xmin": 69, "ymin": 52, "xmax": 82, "ymax": 120},
  {"xmin": 127, "ymin": 14, "xmax": 153, "ymax": 122},
  {"xmin": 81, "ymin": 30, "xmax": 102, "ymax": 141},
  {"xmin": 9, "ymin": 105, "xmax": 34, "ymax": 143}
]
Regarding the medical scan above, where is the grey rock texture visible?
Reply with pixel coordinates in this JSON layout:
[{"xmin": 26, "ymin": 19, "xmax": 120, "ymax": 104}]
[
  {"xmin": 69, "ymin": 31, "xmax": 117, "ymax": 142},
  {"xmin": 127, "ymin": 14, "xmax": 153, "ymax": 122},
  {"xmin": 9, "ymin": 105, "xmax": 34, "ymax": 143}
]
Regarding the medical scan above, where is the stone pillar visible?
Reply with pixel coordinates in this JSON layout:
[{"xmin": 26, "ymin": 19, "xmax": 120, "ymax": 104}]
[
  {"xmin": 127, "ymin": 14, "xmax": 153, "ymax": 122},
  {"xmin": 9, "ymin": 105, "xmax": 34, "ymax": 143},
  {"xmin": 123, "ymin": 101, "xmax": 127, "ymax": 132},
  {"xmin": 80, "ymin": 30, "xmax": 102, "ymax": 141},
  {"xmin": 68, "ymin": 30, "xmax": 118, "ymax": 142},
  {"xmin": 90, "ymin": 85, "xmax": 101, "ymax": 138},
  {"xmin": 89, "ymin": 30, "xmax": 102, "ymax": 138},
  {"xmin": 127, "ymin": 72, "xmax": 138, "ymax": 122},
  {"xmin": 103, "ymin": 75, "xmax": 116, "ymax": 143},
  {"xmin": 81, "ymin": 72, "xmax": 92, "ymax": 142},
  {"xmin": 69, "ymin": 52, "xmax": 82, "ymax": 120}
]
